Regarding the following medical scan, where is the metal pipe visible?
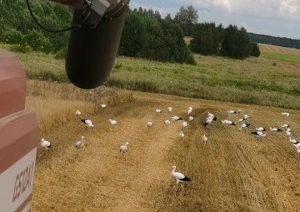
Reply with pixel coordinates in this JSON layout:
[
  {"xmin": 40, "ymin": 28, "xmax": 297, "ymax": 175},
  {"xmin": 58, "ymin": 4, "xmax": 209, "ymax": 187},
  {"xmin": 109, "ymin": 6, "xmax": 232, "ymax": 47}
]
[{"xmin": 65, "ymin": 0, "xmax": 130, "ymax": 89}]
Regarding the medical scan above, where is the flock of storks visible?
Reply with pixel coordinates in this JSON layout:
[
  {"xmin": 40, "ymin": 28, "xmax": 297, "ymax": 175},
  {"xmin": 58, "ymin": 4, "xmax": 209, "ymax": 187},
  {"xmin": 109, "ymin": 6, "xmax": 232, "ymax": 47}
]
[{"xmin": 39, "ymin": 104, "xmax": 299, "ymax": 191}]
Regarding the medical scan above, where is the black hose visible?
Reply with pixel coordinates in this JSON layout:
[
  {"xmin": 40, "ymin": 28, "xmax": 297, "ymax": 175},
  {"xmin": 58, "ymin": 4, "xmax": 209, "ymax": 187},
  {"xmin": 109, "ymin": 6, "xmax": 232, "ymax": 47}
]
[{"xmin": 25, "ymin": 0, "xmax": 74, "ymax": 33}]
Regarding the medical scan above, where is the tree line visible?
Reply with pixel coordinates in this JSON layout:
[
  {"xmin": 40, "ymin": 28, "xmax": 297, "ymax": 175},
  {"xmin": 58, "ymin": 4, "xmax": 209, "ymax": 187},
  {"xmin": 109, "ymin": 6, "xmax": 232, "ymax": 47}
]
[
  {"xmin": 0, "ymin": 0, "xmax": 72, "ymax": 53},
  {"xmin": 119, "ymin": 7, "xmax": 195, "ymax": 64},
  {"xmin": 1, "ymin": 1, "xmax": 262, "ymax": 63},
  {"xmin": 249, "ymin": 33, "xmax": 300, "ymax": 49}
]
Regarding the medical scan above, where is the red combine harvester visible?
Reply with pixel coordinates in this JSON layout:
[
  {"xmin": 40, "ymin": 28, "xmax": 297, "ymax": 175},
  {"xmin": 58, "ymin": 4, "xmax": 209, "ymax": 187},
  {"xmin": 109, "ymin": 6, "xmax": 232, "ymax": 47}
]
[{"xmin": 0, "ymin": 49, "xmax": 38, "ymax": 212}]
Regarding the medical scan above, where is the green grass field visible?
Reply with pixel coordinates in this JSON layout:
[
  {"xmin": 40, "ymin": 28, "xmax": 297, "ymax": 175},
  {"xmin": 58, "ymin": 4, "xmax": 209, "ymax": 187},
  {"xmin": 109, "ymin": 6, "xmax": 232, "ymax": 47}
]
[
  {"xmin": 260, "ymin": 52, "xmax": 300, "ymax": 62},
  {"xmin": 1, "ymin": 42, "xmax": 300, "ymax": 109}
]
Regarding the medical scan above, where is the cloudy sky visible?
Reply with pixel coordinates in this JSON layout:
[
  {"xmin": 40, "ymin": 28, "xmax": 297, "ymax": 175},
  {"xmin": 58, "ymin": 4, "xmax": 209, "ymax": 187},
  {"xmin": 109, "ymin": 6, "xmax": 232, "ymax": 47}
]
[{"xmin": 129, "ymin": 0, "xmax": 300, "ymax": 39}]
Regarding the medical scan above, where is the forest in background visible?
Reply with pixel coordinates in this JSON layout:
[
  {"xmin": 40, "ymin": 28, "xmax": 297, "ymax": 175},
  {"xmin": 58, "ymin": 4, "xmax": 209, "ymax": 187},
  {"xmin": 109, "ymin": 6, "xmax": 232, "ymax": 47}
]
[
  {"xmin": 249, "ymin": 33, "xmax": 300, "ymax": 49},
  {"xmin": 0, "ymin": 0, "xmax": 298, "ymax": 63}
]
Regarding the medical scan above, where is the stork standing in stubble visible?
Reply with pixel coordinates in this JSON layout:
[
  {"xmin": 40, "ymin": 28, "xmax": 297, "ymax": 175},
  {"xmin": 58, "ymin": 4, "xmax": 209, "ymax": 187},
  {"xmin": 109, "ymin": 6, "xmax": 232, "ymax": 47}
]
[{"xmin": 170, "ymin": 165, "xmax": 191, "ymax": 190}]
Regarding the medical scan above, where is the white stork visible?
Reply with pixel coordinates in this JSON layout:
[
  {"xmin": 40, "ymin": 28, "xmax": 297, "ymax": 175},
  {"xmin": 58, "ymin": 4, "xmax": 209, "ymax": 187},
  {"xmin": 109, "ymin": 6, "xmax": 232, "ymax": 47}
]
[
  {"xmin": 40, "ymin": 138, "xmax": 51, "ymax": 150},
  {"xmin": 109, "ymin": 118, "xmax": 117, "ymax": 126},
  {"xmin": 75, "ymin": 136, "xmax": 85, "ymax": 148},
  {"xmin": 293, "ymin": 142, "xmax": 300, "ymax": 153},
  {"xmin": 204, "ymin": 117, "xmax": 213, "ymax": 127},
  {"xmin": 239, "ymin": 123, "xmax": 251, "ymax": 130},
  {"xmin": 164, "ymin": 119, "xmax": 171, "ymax": 126},
  {"xmin": 187, "ymin": 107, "xmax": 192, "ymax": 114},
  {"xmin": 270, "ymin": 127, "xmax": 282, "ymax": 132},
  {"xmin": 289, "ymin": 137, "xmax": 299, "ymax": 144},
  {"xmin": 156, "ymin": 108, "xmax": 162, "ymax": 113},
  {"xmin": 81, "ymin": 119, "xmax": 94, "ymax": 128},
  {"xmin": 170, "ymin": 165, "xmax": 191, "ymax": 190},
  {"xmin": 281, "ymin": 112, "xmax": 289, "ymax": 117},
  {"xmin": 251, "ymin": 131, "xmax": 267, "ymax": 138},
  {"xmin": 255, "ymin": 127, "xmax": 266, "ymax": 132},
  {"xmin": 120, "ymin": 142, "xmax": 129, "ymax": 156},
  {"xmin": 147, "ymin": 121, "xmax": 153, "ymax": 127},
  {"xmin": 221, "ymin": 119, "xmax": 235, "ymax": 126},
  {"xmin": 181, "ymin": 121, "xmax": 188, "ymax": 128},
  {"xmin": 227, "ymin": 109, "xmax": 240, "ymax": 114},
  {"xmin": 75, "ymin": 110, "xmax": 81, "ymax": 116},
  {"xmin": 179, "ymin": 131, "xmax": 185, "ymax": 139},
  {"xmin": 202, "ymin": 135, "xmax": 208, "ymax": 144},
  {"xmin": 237, "ymin": 114, "xmax": 248, "ymax": 123},
  {"xmin": 172, "ymin": 116, "xmax": 183, "ymax": 121}
]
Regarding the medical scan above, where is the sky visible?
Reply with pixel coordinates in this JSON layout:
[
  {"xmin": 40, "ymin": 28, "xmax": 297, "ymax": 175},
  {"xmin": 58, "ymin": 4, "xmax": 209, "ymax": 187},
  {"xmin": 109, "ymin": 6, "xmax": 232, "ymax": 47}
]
[{"xmin": 129, "ymin": 0, "xmax": 300, "ymax": 40}]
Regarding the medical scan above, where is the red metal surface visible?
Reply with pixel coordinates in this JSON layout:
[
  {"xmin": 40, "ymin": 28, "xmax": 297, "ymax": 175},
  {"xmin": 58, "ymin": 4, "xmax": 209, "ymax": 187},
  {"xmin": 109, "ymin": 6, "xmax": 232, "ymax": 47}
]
[
  {"xmin": 0, "ymin": 49, "xmax": 26, "ymax": 118},
  {"xmin": 0, "ymin": 49, "xmax": 38, "ymax": 212},
  {"xmin": 0, "ymin": 111, "xmax": 38, "ymax": 173}
]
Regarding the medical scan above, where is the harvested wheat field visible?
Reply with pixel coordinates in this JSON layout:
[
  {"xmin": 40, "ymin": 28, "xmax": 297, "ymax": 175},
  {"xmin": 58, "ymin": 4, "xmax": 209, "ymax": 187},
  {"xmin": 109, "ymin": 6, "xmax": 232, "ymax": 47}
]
[
  {"xmin": 28, "ymin": 82, "xmax": 300, "ymax": 212},
  {"xmin": 259, "ymin": 43, "xmax": 300, "ymax": 55}
]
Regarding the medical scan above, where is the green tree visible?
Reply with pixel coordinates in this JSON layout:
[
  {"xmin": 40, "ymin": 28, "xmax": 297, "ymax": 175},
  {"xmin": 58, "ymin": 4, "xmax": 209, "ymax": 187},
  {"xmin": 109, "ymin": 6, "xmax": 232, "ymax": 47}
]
[
  {"xmin": 2, "ymin": 28, "xmax": 24, "ymax": 44},
  {"xmin": 174, "ymin": 5, "xmax": 199, "ymax": 36},
  {"xmin": 190, "ymin": 23, "xmax": 223, "ymax": 55},
  {"xmin": 165, "ymin": 13, "xmax": 173, "ymax": 22},
  {"xmin": 118, "ymin": 11, "xmax": 148, "ymax": 57},
  {"xmin": 119, "ymin": 8, "xmax": 195, "ymax": 64},
  {"xmin": 249, "ymin": 42, "xmax": 260, "ymax": 57},
  {"xmin": 22, "ymin": 29, "xmax": 53, "ymax": 52},
  {"xmin": 144, "ymin": 16, "xmax": 165, "ymax": 60},
  {"xmin": 159, "ymin": 20, "xmax": 194, "ymax": 63},
  {"xmin": 221, "ymin": 25, "xmax": 250, "ymax": 59},
  {"xmin": 0, "ymin": 0, "xmax": 72, "ymax": 53}
]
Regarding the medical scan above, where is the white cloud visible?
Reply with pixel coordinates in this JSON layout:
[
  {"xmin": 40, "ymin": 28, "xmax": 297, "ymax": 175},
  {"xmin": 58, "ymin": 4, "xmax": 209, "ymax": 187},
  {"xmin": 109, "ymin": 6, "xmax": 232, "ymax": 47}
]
[
  {"xmin": 171, "ymin": 0, "xmax": 299, "ymax": 20},
  {"xmin": 280, "ymin": 0, "xmax": 300, "ymax": 19},
  {"xmin": 129, "ymin": 0, "xmax": 300, "ymax": 39}
]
